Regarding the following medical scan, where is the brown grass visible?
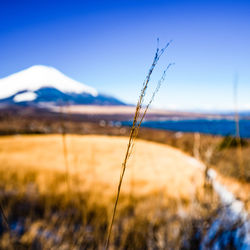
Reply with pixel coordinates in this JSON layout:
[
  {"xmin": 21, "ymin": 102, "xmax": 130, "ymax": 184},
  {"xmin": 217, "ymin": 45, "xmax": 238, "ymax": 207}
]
[
  {"xmin": 0, "ymin": 134, "xmax": 204, "ymax": 202},
  {"xmin": 0, "ymin": 134, "xmax": 220, "ymax": 249}
]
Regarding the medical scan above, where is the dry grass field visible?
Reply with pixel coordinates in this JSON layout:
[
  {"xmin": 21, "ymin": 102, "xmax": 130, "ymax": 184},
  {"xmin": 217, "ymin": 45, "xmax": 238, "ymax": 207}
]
[
  {"xmin": 0, "ymin": 134, "xmax": 204, "ymax": 203},
  {"xmin": 0, "ymin": 134, "xmax": 220, "ymax": 249}
]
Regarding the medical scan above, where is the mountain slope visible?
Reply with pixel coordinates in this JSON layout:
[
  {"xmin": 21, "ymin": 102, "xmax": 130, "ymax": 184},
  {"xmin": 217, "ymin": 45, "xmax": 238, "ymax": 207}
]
[{"xmin": 0, "ymin": 65, "xmax": 125, "ymax": 106}]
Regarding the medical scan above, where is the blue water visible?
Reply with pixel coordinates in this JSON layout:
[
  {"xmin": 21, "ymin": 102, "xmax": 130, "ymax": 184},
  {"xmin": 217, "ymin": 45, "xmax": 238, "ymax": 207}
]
[{"xmin": 121, "ymin": 119, "xmax": 250, "ymax": 138}]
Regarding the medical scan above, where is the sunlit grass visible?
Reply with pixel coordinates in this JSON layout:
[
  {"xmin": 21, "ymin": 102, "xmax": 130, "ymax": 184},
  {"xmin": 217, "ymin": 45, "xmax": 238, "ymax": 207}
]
[
  {"xmin": 0, "ymin": 134, "xmax": 204, "ymax": 201},
  {"xmin": 0, "ymin": 134, "xmax": 223, "ymax": 248}
]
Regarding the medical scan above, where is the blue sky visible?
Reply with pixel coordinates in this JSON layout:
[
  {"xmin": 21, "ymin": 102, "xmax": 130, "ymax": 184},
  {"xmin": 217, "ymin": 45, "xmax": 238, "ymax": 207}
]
[{"xmin": 0, "ymin": 0, "xmax": 250, "ymax": 111}]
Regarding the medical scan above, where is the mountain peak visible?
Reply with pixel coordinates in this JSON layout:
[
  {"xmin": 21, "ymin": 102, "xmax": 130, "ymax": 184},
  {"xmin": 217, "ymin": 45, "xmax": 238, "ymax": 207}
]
[{"xmin": 0, "ymin": 65, "xmax": 98, "ymax": 99}]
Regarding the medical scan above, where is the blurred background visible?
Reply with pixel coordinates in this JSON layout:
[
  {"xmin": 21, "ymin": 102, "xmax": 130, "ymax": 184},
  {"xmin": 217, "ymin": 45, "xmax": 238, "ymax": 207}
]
[
  {"xmin": 0, "ymin": 1, "xmax": 249, "ymax": 249},
  {"xmin": 1, "ymin": 0, "xmax": 250, "ymax": 110}
]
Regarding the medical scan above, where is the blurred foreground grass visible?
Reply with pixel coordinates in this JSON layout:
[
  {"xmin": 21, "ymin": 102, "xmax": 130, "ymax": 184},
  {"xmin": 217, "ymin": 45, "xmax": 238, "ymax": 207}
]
[{"xmin": 0, "ymin": 135, "xmax": 220, "ymax": 249}]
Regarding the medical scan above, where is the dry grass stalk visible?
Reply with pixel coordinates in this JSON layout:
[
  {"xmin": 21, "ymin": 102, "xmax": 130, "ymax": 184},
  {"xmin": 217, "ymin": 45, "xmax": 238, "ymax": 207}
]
[
  {"xmin": 0, "ymin": 202, "xmax": 9, "ymax": 230},
  {"xmin": 105, "ymin": 40, "xmax": 173, "ymax": 249},
  {"xmin": 233, "ymin": 74, "xmax": 244, "ymax": 181},
  {"xmin": 60, "ymin": 104, "xmax": 71, "ymax": 199}
]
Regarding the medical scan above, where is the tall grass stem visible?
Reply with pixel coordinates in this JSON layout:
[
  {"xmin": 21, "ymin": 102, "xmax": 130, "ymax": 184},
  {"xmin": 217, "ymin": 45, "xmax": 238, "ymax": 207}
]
[{"xmin": 105, "ymin": 41, "xmax": 172, "ymax": 249}]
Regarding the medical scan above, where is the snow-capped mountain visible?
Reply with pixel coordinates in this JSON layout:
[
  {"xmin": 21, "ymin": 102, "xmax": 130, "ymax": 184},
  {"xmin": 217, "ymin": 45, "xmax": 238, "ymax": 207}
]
[{"xmin": 0, "ymin": 65, "xmax": 125, "ymax": 106}]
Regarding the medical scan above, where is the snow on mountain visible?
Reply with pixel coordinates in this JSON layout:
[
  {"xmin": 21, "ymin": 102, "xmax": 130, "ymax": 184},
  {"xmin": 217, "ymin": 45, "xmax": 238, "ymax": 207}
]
[
  {"xmin": 0, "ymin": 65, "xmax": 98, "ymax": 100},
  {"xmin": 0, "ymin": 65, "xmax": 125, "ymax": 106},
  {"xmin": 13, "ymin": 92, "xmax": 37, "ymax": 103}
]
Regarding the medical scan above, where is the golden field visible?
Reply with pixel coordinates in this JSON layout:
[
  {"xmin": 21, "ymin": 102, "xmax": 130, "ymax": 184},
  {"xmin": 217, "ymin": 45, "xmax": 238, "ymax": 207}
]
[
  {"xmin": 0, "ymin": 135, "xmax": 220, "ymax": 249},
  {"xmin": 0, "ymin": 134, "xmax": 204, "ymax": 203}
]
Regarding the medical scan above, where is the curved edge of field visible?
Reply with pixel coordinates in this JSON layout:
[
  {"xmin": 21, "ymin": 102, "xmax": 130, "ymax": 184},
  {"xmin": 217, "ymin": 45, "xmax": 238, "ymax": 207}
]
[{"xmin": 0, "ymin": 134, "xmax": 205, "ymax": 205}]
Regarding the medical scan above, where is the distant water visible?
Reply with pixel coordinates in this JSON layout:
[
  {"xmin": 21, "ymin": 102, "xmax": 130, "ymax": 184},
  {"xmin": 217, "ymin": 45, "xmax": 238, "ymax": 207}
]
[{"xmin": 121, "ymin": 119, "xmax": 250, "ymax": 138}]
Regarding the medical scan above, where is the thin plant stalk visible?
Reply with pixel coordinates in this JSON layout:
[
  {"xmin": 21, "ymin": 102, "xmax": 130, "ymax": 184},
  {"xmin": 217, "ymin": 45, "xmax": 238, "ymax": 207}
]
[
  {"xmin": 0, "ymin": 202, "xmax": 9, "ymax": 230},
  {"xmin": 60, "ymin": 104, "xmax": 71, "ymax": 199},
  {"xmin": 105, "ymin": 41, "xmax": 172, "ymax": 249},
  {"xmin": 234, "ymin": 74, "xmax": 244, "ymax": 180},
  {"xmin": 128, "ymin": 63, "xmax": 173, "ymax": 158}
]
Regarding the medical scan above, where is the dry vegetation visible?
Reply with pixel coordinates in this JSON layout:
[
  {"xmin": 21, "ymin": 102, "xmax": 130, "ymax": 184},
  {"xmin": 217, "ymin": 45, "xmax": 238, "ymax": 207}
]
[
  {"xmin": 1, "ymin": 111, "xmax": 249, "ymax": 183},
  {"xmin": 0, "ymin": 134, "xmax": 221, "ymax": 249},
  {"xmin": 0, "ymin": 135, "xmax": 205, "ymax": 205},
  {"xmin": 0, "ymin": 115, "xmax": 249, "ymax": 212}
]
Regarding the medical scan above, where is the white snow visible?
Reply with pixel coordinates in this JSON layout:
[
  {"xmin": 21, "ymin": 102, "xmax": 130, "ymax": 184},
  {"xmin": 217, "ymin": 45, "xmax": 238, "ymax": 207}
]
[
  {"xmin": 0, "ymin": 65, "xmax": 98, "ymax": 99},
  {"xmin": 203, "ymin": 168, "xmax": 250, "ymax": 249},
  {"xmin": 14, "ymin": 92, "xmax": 37, "ymax": 102},
  {"xmin": 186, "ymin": 155, "xmax": 206, "ymax": 170},
  {"xmin": 207, "ymin": 168, "xmax": 248, "ymax": 217}
]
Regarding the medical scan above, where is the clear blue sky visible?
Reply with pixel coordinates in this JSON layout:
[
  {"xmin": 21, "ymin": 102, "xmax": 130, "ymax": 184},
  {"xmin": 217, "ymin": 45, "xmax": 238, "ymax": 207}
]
[{"xmin": 1, "ymin": 0, "xmax": 250, "ymax": 111}]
